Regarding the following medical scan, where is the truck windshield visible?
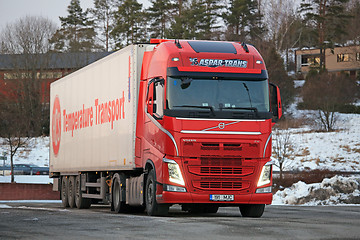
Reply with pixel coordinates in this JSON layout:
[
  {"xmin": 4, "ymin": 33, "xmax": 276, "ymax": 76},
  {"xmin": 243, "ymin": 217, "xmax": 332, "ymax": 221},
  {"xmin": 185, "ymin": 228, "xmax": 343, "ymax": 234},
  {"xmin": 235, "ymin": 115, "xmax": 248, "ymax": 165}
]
[{"xmin": 166, "ymin": 77, "xmax": 270, "ymax": 118}]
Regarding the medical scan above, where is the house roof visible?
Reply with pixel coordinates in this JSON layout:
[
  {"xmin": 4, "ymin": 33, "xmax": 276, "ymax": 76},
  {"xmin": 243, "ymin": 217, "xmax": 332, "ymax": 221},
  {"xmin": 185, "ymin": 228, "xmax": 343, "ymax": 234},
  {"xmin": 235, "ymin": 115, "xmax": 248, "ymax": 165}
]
[{"xmin": 0, "ymin": 52, "xmax": 111, "ymax": 70}]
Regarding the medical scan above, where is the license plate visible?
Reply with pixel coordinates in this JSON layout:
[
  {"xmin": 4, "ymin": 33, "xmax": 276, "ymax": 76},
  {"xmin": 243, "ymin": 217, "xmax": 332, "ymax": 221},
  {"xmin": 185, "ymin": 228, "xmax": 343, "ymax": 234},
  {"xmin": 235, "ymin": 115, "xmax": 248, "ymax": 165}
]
[{"xmin": 210, "ymin": 194, "xmax": 234, "ymax": 201}]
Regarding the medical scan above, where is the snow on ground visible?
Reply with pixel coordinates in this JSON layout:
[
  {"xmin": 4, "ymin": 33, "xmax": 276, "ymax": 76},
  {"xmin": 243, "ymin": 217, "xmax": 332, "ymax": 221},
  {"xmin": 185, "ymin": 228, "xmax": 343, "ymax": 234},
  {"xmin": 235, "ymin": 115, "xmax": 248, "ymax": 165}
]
[
  {"xmin": 0, "ymin": 175, "xmax": 53, "ymax": 184},
  {"xmin": 273, "ymin": 175, "xmax": 360, "ymax": 205},
  {"xmin": 0, "ymin": 137, "xmax": 49, "ymax": 167},
  {"xmin": 273, "ymin": 112, "xmax": 360, "ymax": 172},
  {"xmin": 0, "ymin": 109, "xmax": 359, "ymax": 204}
]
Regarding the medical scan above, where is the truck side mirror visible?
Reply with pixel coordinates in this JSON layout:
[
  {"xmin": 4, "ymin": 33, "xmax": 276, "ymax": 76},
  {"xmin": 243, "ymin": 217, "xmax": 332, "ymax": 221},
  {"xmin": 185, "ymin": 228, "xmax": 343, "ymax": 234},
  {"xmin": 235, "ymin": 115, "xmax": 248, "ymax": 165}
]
[
  {"xmin": 146, "ymin": 78, "xmax": 164, "ymax": 119},
  {"xmin": 146, "ymin": 83, "xmax": 155, "ymax": 116},
  {"xmin": 269, "ymin": 83, "xmax": 282, "ymax": 121}
]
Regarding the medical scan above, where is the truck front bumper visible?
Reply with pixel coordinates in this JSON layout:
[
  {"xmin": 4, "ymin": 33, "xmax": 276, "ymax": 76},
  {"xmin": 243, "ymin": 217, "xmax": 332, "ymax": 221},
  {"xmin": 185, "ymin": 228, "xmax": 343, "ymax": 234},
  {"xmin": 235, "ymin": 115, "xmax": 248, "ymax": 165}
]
[{"xmin": 157, "ymin": 191, "xmax": 272, "ymax": 205}]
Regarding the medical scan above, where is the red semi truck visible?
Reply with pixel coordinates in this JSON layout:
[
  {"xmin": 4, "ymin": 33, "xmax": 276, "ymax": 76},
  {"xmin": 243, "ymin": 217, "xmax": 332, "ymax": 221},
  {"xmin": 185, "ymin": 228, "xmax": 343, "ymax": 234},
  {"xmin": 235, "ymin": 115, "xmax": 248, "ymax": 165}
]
[{"xmin": 50, "ymin": 39, "xmax": 282, "ymax": 217}]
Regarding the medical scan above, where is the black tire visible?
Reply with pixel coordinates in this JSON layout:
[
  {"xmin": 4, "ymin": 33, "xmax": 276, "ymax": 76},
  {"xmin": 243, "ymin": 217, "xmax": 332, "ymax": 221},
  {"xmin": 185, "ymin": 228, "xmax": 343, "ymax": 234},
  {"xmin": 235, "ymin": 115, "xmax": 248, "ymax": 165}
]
[
  {"xmin": 68, "ymin": 176, "xmax": 76, "ymax": 208},
  {"xmin": 61, "ymin": 177, "xmax": 69, "ymax": 208},
  {"xmin": 112, "ymin": 173, "xmax": 129, "ymax": 213},
  {"xmin": 75, "ymin": 175, "xmax": 91, "ymax": 209},
  {"xmin": 239, "ymin": 204, "xmax": 265, "ymax": 218},
  {"xmin": 145, "ymin": 169, "xmax": 169, "ymax": 216}
]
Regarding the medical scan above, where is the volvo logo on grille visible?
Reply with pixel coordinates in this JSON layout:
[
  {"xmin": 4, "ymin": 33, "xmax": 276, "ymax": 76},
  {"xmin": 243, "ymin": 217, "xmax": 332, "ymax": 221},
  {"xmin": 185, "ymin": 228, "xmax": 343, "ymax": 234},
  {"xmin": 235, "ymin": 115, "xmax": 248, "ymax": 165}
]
[{"xmin": 218, "ymin": 123, "xmax": 225, "ymax": 129}]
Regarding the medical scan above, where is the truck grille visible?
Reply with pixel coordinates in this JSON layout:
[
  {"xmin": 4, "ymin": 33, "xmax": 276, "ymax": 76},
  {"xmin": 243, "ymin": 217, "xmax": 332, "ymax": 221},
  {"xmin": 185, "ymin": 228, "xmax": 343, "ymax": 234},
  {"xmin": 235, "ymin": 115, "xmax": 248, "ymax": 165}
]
[
  {"xmin": 185, "ymin": 157, "xmax": 255, "ymax": 191},
  {"xmin": 188, "ymin": 166, "xmax": 254, "ymax": 176},
  {"xmin": 199, "ymin": 181, "xmax": 242, "ymax": 189},
  {"xmin": 201, "ymin": 166, "xmax": 242, "ymax": 174}
]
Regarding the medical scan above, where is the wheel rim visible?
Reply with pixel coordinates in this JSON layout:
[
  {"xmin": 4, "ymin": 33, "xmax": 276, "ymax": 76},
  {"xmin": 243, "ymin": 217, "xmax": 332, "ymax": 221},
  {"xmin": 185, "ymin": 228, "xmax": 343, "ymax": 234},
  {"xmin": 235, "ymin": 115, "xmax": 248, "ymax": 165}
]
[{"xmin": 147, "ymin": 179, "xmax": 154, "ymax": 206}]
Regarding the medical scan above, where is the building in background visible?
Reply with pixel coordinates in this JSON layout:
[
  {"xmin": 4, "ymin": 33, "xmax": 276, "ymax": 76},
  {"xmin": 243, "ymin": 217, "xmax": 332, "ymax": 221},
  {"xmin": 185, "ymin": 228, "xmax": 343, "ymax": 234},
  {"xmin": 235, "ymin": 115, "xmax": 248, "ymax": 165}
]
[
  {"xmin": 0, "ymin": 52, "xmax": 111, "ymax": 103},
  {"xmin": 295, "ymin": 45, "xmax": 360, "ymax": 79}
]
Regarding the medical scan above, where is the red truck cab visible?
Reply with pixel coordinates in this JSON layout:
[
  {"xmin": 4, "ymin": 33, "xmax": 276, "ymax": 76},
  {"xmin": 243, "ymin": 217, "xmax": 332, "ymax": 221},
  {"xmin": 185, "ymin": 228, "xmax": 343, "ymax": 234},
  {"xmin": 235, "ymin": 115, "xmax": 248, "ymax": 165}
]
[{"xmin": 136, "ymin": 39, "xmax": 282, "ymax": 216}]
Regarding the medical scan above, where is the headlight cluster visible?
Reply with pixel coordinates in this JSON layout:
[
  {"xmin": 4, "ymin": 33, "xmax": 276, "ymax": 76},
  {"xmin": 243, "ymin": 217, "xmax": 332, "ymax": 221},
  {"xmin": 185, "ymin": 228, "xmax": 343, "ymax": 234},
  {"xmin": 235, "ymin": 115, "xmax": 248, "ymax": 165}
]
[
  {"xmin": 257, "ymin": 164, "xmax": 272, "ymax": 187},
  {"xmin": 163, "ymin": 158, "xmax": 185, "ymax": 186}
]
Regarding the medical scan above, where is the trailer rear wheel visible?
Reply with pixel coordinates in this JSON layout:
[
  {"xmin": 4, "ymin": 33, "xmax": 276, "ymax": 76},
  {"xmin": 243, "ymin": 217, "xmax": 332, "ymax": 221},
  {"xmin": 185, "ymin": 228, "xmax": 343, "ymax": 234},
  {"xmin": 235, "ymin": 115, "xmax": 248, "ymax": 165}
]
[
  {"xmin": 68, "ymin": 176, "xmax": 76, "ymax": 208},
  {"xmin": 61, "ymin": 177, "xmax": 69, "ymax": 208},
  {"xmin": 145, "ymin": 169, "xmax": 169, "ymax": 216},
  {"xmin": 75, "ymin": 175, "xmax": 91, "ymax": 209},
  {"xmin": 239, "ymin": 204, "xmax": 265, "ymax": 218},
  {"xmin": 112, "ymin": 173, "xmax": 128, "ymax": 213}
]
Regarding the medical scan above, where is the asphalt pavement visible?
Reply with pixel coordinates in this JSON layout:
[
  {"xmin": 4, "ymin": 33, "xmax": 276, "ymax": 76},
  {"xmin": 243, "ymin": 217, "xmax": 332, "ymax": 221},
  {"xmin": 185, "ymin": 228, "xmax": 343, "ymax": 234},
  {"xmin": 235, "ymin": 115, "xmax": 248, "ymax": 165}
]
[{"xmin": 0, "ymin": 202, "xmax": 359, "ymax": 239}]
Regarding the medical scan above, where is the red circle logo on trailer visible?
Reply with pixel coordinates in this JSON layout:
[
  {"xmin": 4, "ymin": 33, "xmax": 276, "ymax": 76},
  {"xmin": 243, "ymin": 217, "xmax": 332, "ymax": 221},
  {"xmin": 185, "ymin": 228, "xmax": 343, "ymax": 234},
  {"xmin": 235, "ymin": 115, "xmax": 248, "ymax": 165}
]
[{"xmin": 52, "ymin": 96, "xmax": 61, "ymax": 157}]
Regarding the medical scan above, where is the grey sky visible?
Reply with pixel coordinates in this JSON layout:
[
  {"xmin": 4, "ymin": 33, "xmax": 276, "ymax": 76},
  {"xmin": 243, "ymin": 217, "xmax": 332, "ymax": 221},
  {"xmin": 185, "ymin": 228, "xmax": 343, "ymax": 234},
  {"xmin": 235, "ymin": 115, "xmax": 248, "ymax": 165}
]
[
  {"xmin": 0, "ymin": 0, "xmax": 149, "ymax": 31},
  {"xmin": 0, "ymin": 0, "xmax": 93, "ymax": 30}
]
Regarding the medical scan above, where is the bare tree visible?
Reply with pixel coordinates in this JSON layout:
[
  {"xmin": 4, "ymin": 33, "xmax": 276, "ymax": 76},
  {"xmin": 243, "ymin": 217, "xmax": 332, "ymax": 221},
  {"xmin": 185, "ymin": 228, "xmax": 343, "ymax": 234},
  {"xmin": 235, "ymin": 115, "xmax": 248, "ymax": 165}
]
[
  {"xmin": 0, "ymin": 101, "xmax": 32, "ymax": 183},
  {"xmin": 0, "ymin": 16, "xmax": 56, "ymax": 183},
  {"xmin": 262, "ymin": 0, "xmax": 299, "ymax": 51},
  {"xmin": 301, "ymin": 70, "xmax": 359, "ymax": 131},
  {"xmin": 261, "ymin": 0, "xmax": 303, "ymax": 70},
  {"xmin": 272, "ymin": 128, "xmax": 295, "ymax": 180},
  {"xmin": 1, "ymin": 16, "xmax": 56, "ymax": 54}
]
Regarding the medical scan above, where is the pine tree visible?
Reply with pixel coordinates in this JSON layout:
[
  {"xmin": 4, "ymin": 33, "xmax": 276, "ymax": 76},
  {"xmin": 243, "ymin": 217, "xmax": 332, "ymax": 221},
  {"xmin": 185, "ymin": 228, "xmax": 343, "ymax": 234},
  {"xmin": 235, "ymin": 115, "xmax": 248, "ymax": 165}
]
[
  {"xmin": 222, "ymin": 0, "xmax": 264, "ymax": 42},
  {"xmin": 345, "ymin": 0, "xmax": 360, "ymax": 44},
  {"xmin": 147, "ymin": 0, "xmax": 173, "ymax": 38},
  {"xmin": 183, "ymin": 0, "xmax": 207, "ymax": 39},
  {"xmin": 202, "ymin": 0, "xmax": 222, "ymax": 39},
  {"xmin": 50, "ymin": 0, "xmax": 99, "ymax": 52},
  {"xmin": 90, "ymin": 0, "xmax": 117, "ymax": 51},
  {"xmin": 167, "ymin": 0, "xmax": 188, "ymax": 39},
  {"xmin": 181, "ymin": 0, "xmax": 222, "ymax": 40},
  {"xmin": 300, "ymin": 0, "xmax": 351, "ymax": 68},
  {"xmin": 111, "ymin": 0, "xmax": 146, "ymax": 48}
]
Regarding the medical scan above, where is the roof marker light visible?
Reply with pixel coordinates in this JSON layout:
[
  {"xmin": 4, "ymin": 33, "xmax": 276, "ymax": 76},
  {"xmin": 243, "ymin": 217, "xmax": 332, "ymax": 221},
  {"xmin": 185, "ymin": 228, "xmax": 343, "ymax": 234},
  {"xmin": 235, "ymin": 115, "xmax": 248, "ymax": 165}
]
[
  {"xmin": 172, "ymin": 57, "xmax": 180, "ymax": 62},
  {"xmin": 256, "ymin": 60, "xmax": 263, "ymax": 64}
]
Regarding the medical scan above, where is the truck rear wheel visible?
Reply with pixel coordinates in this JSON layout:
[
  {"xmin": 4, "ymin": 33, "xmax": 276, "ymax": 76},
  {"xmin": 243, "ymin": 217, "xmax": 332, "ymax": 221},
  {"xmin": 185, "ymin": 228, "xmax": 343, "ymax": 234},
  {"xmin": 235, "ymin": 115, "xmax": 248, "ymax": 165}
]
[
  {"xmin": 239, "ymin": 204, "xmax": 265, "ymax": 218},
  {"xmin": 145, "ymin": 169, "xmax": 169, "ymax": 216},
  {"xmin": 68, "ymin": 176, "xmax": 76, "ymax": 208},
  {"xmin": 61, "ymin": 177, "xmax": 69, "ymax": 208},
  {"xmin": 75, "ymin": 175, "xmax": 91, "ymax": 209},
  {"xmin": 112, "ymin": 173, "xmax": 129, "ymax": 213}
]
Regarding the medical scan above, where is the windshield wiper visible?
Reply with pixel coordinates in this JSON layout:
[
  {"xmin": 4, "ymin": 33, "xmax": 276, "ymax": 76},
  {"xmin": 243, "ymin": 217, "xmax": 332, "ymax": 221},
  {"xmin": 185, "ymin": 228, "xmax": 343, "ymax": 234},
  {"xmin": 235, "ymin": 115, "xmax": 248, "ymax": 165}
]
[
  {"xmin": 222, "ymin": 107, "xmax": 258, "ymax": 112},
  {"xmin": 173, "ymin": 105, "xmax": 215, "ymax": 116}
]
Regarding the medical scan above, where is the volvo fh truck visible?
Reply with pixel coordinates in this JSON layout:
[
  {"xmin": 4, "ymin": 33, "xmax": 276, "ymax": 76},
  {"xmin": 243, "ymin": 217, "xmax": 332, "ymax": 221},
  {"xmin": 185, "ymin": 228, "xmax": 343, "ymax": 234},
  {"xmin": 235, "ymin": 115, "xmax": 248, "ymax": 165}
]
[{"xmin": 50, "ymin": 39, "xmax": 282, "ymax": 217}]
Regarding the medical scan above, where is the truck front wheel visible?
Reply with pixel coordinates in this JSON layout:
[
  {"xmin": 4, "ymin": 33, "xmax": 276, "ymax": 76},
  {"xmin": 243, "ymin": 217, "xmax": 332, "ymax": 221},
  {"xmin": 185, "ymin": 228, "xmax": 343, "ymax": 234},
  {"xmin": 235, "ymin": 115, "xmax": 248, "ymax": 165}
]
[
  {"xmin": 145, "ymin": 169, "xmax": 169, "ymax": 216},
  {"xmin": 239, "ymin": 204, "xmax": 265, "ymax": 218}
]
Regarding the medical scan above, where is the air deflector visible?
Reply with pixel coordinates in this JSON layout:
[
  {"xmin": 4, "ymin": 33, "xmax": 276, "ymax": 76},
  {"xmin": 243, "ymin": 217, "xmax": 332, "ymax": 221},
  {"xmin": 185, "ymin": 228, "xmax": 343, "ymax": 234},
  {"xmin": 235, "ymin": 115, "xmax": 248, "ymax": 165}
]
[{"xmin": 188, "ymin": 41, "xmax": 237, "ymax": 54}]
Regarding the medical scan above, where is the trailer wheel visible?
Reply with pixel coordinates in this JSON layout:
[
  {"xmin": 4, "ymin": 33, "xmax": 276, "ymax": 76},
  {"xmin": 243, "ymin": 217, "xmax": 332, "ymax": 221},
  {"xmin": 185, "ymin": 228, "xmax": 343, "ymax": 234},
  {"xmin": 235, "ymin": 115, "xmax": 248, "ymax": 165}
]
[
  {"xmin": 145, "ymin": 169, "xmax": 169, "ymax": 216},
  {"xmin": 68, "ymin": 176, "xmax": 76, "ymax": 208},
  {"xmin": 75, "ymin": 175, "xmax": 91, "ymax": 209},
  {"xmin": 61, "ymin": 177, "xmax": 69, "ymax": 208},
  {"xmin": 112, "ymin": 173, "xmax": 128, "ymax": 213},
  {"xmin": 239, "ymin": 204, "xmax": 265, "ymax": 218}
]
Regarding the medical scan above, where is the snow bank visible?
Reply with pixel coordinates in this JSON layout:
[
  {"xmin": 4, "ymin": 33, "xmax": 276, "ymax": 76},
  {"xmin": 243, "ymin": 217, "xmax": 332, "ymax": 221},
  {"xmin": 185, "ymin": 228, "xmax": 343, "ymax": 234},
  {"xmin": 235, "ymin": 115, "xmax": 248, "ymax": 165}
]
[{"xmin": 273, "ymin": 176, "xmax": 360, "ymax": 205}]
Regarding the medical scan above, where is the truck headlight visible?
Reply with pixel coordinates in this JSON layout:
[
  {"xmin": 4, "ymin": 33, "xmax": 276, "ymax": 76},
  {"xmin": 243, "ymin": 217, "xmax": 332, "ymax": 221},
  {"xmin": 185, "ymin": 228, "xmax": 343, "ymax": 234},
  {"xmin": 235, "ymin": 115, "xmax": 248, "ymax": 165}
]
[
  {"xmin": 257, "ymin": 163, "xmax": 272, "ymax": 187},
  {"xmin": 163, "ymin": 158, "xmax": 185, "ymax": 186}
]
